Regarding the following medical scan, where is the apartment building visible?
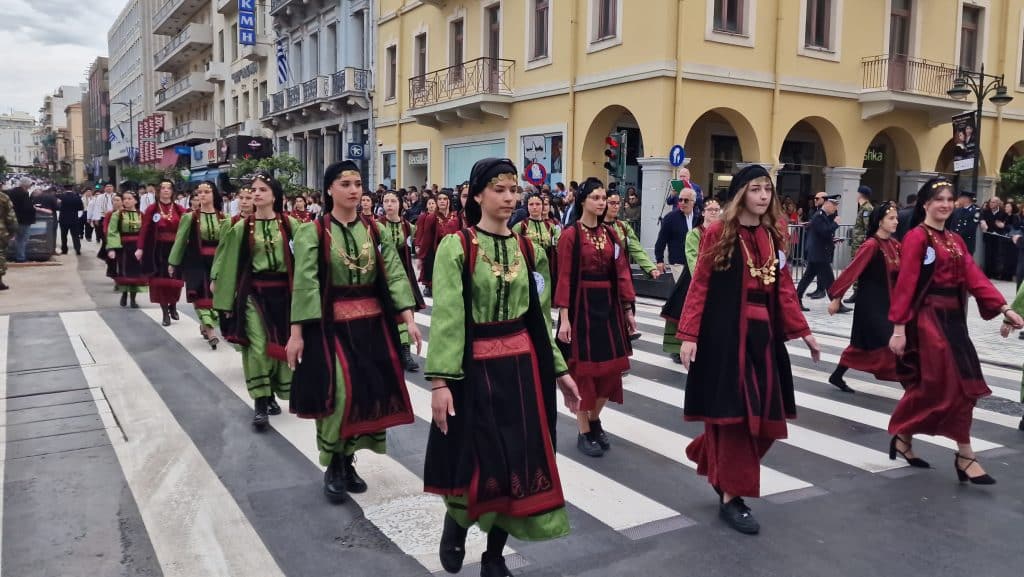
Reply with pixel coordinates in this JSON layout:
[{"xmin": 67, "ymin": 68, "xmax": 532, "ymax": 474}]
[
  {"xmin": 36, "ymin": 85, "xmax": 84, "ymax": 175},
  {"xmin": 0, "ymin": 112, "xmax": 38, "ymax": 168},
  {"xmin": 376, "ymin": 0, "xmax": 1024, "ymax": 252},
  {"xmin": 84, "ymin": 57, "xmax": 112, "ymax": 183},
  {"xmin": 108, "ymin": 0, "xmax": 164, "ymax": 180},
  {"xmin": 65, "ymin": 103, "xmax": 87, "ymax": 183},
  {"xmin": 262, "ymin": 0, "xmax": 376, "ymax": 187}
]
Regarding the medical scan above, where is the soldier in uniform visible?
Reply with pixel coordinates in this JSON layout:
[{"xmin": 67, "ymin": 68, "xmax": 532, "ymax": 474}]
[
  {"xmin": 950, "ymin": 191, "xmax": 981, "ymax": 255},
  {"xmin": 844, "ymin": 186, "xmax": 875, "ymax": 304},
  {"xmin": 0, "ymin": 189, "xmax": 18, "ymax": 290}
]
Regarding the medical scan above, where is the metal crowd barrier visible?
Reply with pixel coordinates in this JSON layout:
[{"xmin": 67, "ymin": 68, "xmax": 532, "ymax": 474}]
[
  {"xmin": 785, "ymin": 223, "xmax": 854, "ymax": 283},
  {"xmin": 5, "ymin": 210, "xmax": 57, "ymax": 262}
]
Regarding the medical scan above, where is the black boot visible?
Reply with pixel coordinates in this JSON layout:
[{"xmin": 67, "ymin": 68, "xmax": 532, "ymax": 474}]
[
  {"xmin": 342, "ymin": 454, "xmax": 368, "ymax": 493},
  {"xmin": 1019, "ymin": 416, "xmax": 1024, "ymax": 431},
  {"xmin": 828, "ymin": 366, "xmax": 854, "ymax": 393},
  {"xmin": 480, "ymin": 529, "xmax": 513, "ymax": 577},
  {"xmin": 719, "ymin": 497, "xmax": 760, "ymax": 535},
  {"xmin": 161, "ymin": 305, "xmax": 171, "ymax": 326},
  {"xmin": 401, "ymin": 344, "xmax": 419, "ymax": 372},
  {"xmin": 267, "ymin": 397, "xmax": 282, "ymax": 415},
  {"xmin": 252, "ymin": 396, "xmax": 270, "ymax": 430},
  {"xmin": 439, "ymin": 513, "xmax": 469, "ymax": 574},
  {"xmin": 323, "ymin": 453, "xmax": 348, "ymax": 504},
  {"xmin": 120, "ymin": 292, "xmax": 128, "ymax": 307},
  {"xmin": 129, "ymin": 292, "xmax": 139, "ymax": 308},
  {"xmin": 0, "ymin": 279, "xmax": 8, "ymax": 290},
  {"xmin": 590, "ymin": 419, "xmax": 610, "ymax": 450},
  {"xmin": 169, "ymin": 304, "xmax": 180, "ymax": 321}
]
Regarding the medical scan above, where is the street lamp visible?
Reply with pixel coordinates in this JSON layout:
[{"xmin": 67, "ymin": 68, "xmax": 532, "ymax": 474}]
[
  {"xmin": 110, "ymin": 100, "xmax": 135, "ymax": 165},
  {"xmin": 946, "ymin": 63, "xmax": 1014, "ymax": 196}
]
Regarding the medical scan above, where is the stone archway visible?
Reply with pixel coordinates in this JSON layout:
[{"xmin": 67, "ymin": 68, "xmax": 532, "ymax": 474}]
[
  {"xmin": 580, "ymin": 104, "xmax": 645, "ymax": 186},
  {"xmin": 682, "ymin": 107, "xmax": 761, "ymax": 199},
  {"xmin": 860, "ymin": 127, "xmax": 921, "ymax": 202},
  {"xmin": 777, "ymin": 116, "xmax": 846, "ymax": 211}
]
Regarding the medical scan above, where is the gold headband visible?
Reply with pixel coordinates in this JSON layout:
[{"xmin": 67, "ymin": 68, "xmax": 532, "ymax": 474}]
[
  {"xmin": 341, "ymin": 170, "xmax": 360, "ymax": 178},
  {"xmin": 489, "ymin": 173, "xmax": 517, "ymax": 187}
]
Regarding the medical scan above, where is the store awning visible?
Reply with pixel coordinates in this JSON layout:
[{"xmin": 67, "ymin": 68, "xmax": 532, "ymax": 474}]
[{"xmin": 188, "ymin": 168, "xmax": 221, "ymax": 183}]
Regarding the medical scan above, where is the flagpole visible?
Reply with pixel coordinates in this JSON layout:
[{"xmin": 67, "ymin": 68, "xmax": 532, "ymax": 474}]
[{"xmin": 111, "ymin": 100, "xmax": 135, "ymax": 165}]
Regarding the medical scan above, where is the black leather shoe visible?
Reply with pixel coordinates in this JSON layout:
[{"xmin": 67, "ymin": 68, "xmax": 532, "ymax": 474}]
[
  {"xmin": 670, "ymin": 353, "xmax": 682, "ymax": 365},
  {"xmin": 169, "ymin": 305, "xmax": 180, "ymax": 321},
  {"xmin": 577, "ymin": 433, "xmax": 604, "ymax": 457},
  {"xmin": 252, "ymin": 397, "xmax": 270, "ymax": 430},
  {"xmin": 0, "ymin": 282, "xmax": 8, "ymax": 291},
  {"xmin": 843, "ymin": 294, "xmax": 856, "ymax": 304},
  {"xmin": 343, "ymin": 454, "xmax": 368, "ymax": 493},
  {"xmin": 828, "ymin": 373, "xmax": 855, "ymax": 393},
  {"xmin": 480, "ymin": 552, "xmax": 514, "ymax": 577},
  {"xmin": 323, "ymin": 454, "xmax": 348, "ymax": 504},
  {"xmin": 800, "ymin": 301, "xmax": 810, "ymax": 312},
  {"xmin": 837, "ymin": 304, "xmax": 853, "ymax": 314},
  {"xmin": 120, "ymin": 292, "xmax": 128, "ymax": 307},
  {"xmin": 424, "ymin": 286, "xmax": 432, "ymax": 297},
  {"xmin": 1019, "ymin": 416, "xmax": 1024, "ymax": 431},
  {"xmin": 808, "ymin": 290, "xmax": 826, "ymax": 300},
  {"xmin": 590, "ymin": 420, "xmax": 610, "ymax": 450},
  {"xmin": 267, "ymin": 397, "xmax": 282, "ymax": 416},
  {"xmin": 439, "ymin": 513, "xmax": 469, "ymax": 574},
  {"xmin": 719, "ymin": 497, "xmax": 760, "ymax": 535},
  {"xmin": 402, "ymin": 344, "xmax": 419, "ymax": 372},
  {"xmin": 129, "ymin": 293, "xmax": 139, "ymax": 308},
  {"xmin": 955, "ymin": 453, "xmax": 996, "ymax": 485},
  {"xmin": 161, "ymin": 306, "xmax": 171, "ymax": 326}
]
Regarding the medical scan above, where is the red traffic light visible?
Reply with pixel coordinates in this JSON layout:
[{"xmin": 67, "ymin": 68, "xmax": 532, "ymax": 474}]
[{"xmin": 605, "ymin": 136, "xmax": 620, "ymax": 148}]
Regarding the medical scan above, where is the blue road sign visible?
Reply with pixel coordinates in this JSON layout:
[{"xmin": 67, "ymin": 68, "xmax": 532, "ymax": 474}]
[
  {"xmin": 669, "ymin": 145, "xmax": 685, "ymax": 167},
  {"xmin": 348, "ymin": 143, "xmax": 365, "ymax": 159}
]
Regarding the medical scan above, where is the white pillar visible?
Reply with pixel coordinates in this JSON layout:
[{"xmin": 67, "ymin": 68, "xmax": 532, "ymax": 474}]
[
  {"xmin": 323, "ymin": 128, "xmax": 336, "ymax": 165},
  {"xmin": 637, "ymin": 157, "xmax": 674, "ymax": 253},
  {"xmin": 306, "ymin": 132, "xmax": 318, "ymax": 187},
  {"xmin": 897, "ymin": 170, "xmax": 938, "ymax": 206},
  {"xmin": 977, "ymin": 175, "xmax": 998, "ymax": 204},
  {"xmin": 823, "ymin": 166, "xmax": 867, "ymax": 268}
]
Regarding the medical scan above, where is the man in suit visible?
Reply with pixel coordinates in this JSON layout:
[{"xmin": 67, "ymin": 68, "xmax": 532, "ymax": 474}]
[
  {"xmin": 796, "ymin": 193, "xmax": 849, "ymax": 312},
  {"xmin": 654, "ymin": 187, "xmax": 698, "ymax": 280},
  {"xmin": 57, "ymin": 186, "xmax": 85, "ymax": 255},
  {"xmin": 894, "ymin": 194, "xmax": 917, "ymax": 241},
  {"xmin": 560, "ymin": 181, "xmax": 578, "ymax": 227}
]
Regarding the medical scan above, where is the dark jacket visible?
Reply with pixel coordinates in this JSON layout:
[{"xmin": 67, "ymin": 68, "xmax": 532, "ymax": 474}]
[
  {"xmin": 894, "ymin": 206, "xmax": 916, "ymax": 241},
  {"xmin": 58, "ymin": 192, "xmax": 84, "ymax": 224},
  {"xmin": 805, "ymin": 208, "xmax": 839, "ymax": 263},
  {"xmin": 7, "ymin": 187, "xmax": 35, "ymax": 225},
  {"xmin": 654, "ymin": 208, "xmax": 697, "ymax": 265},
  {"xmin": 950, "ymin": 204, "xmax": 981, "ymax": 252}
]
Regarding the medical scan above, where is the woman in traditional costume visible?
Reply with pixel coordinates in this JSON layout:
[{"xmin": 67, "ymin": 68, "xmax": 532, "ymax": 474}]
[
  {"xmin": 360, "ymin": 192, "xmax": 375, "ymax": 218},
  {"xmin": 514, "ymin": 193, "xmax": 560, "ymax": 289},
  {"xmin": 678, "ymin": 165, "xmax": 821, "ymax": 535},
  {"xmin": 424, "ymin": 158, "xmax": 579, "ymax": 577},
  {"xmin": 106, "ymin": 191, "xmax": 147, "ymax": 307},
  {"xmin": 378, "ymin": 189, "xmax": 427, "ymax": 372},
  {"xmin": 290, "ymin": 195, "xmax": 313, "ymax": 223},
  {"xmin": 288, "ymin": 160, "xmax": 419, "ymax": 503},
  {"xmin": 661, "ymin": 198, "xmax": 721, "ymax": 363},
  {"xmin": 824, "ymin": 202, "xmax": 903, "ymax": 395},
  {"xmin": 554, "ymin": 177, "xmax": 637, "ymax": 458},
  {"xmin": 168, "ymin": 180, "xmax": 229, "ymax": 349},
  {"xmin": 417, "ymin": 191, "xmax": 461, "ymax": 297},
  {"xmin": 605, "ymin": 188, "xmax": 658, "ymax": 278},
  {"xmin": 136, "ymin": 179, "xmax": 185, "ymax": 326},
  {"xmin": 888, "ymin": 177, "xmax": 1022, "ymax": 484},
  {"xmin": 97, "ymin": 193, "xmax": 123, "ymax": 285},
  {"xmin": 212, "ymin": 173, "xmax": 300, "ymax": 430}
]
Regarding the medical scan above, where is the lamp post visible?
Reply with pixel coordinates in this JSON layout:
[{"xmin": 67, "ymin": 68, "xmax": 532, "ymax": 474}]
[
  {"xmin": 110, "ymin": 100, "xmax": 135, "ymax": 165},
  {"xmin": 947, "ymin": 63, "xmax": 1014, "ymax": 196}
]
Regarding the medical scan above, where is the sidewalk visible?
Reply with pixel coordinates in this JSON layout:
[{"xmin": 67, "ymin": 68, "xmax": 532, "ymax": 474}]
[
  {"xmin": 800, "ymin": 279, "xmax": 1024, "ymax": 371},
  {"xmin": 0, "ymin": 251, "xmax": 96, "ymax": 315}
]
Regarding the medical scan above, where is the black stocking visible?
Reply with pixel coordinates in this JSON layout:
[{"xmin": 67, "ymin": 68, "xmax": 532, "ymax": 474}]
[{"xmin": 486, "ymin": 527, "xmax": 509, "ymax": 557}]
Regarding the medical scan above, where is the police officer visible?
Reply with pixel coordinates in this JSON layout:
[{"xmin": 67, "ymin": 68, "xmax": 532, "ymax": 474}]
[
  {"xmin": 950, "ymin": 190, "xmax": 981, "ymax": 255},
  {"xmin": 797, "ymin": 193, "xmax": 850, "ymax": 313},
  {"xmin": 0, "ymin": 189, "xmax": 17, "ymax": 289},
  {"xmin": 844, "ymin": 186, "xmax": 875, "ymax": 304}
]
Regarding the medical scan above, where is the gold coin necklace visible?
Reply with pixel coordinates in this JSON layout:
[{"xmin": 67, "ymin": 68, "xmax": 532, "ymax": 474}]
[
  {"xmin": 739, "ymin": 233, "xmax": 778, "ymax": 286},
  {"xmin": 473, "ymin": 236, "xmax": 521, "ymax": 282}
]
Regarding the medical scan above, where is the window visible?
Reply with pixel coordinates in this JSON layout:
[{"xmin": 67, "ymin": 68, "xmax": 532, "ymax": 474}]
[
  {"xmin": 241, "ymin": 92, "xmax": 250, "ymax": 122},
  {"xmin": 310, "ymin": 33, "xmax": 319, "ymax": 76},
  {"xmin": 218, "ymin": 99, "xmax": 225, "ymax": 126},
  {"xmin": 415, "ymin": 33, "xmax": 427, "ymax": 76},
  {"xmin": 293, "ymin": 41, "xmax": 303, "ymax": 83},
  {"xmin": 326, "ymin": 24, "xmax": 337, "ymax": 73},
  {"xmin": 960, "ymin": 5, "xmax": 982, "ymax": 71},
  {"xmin": 230, "ymin": 24, "xmax": 238, "ymax": 61},
  {"xmin": 218, "ymin": 30, "xmax": 224, "ymax": 62},
  {"xmin": 596, "ymin": 0, "xmax": 616, "ymax": 40},
  {"xmin": 805, "ymin": 0, "xmax": 831, "ymax": 49},
  {"xmin": 450, "ymin": 18, "xmax": 464, "ymax": 67},
  {"xmin": 232, "ymin": 96, "xmax": 239, "ymax": 123},
  {"xmin": 486, "ymin": 5, "xmax": 501, "ymax": 58},
  {"xmin": 532, "ymin": 0, "xmax": 550, "ymax": 60},
  {"xmin": 714, "ymin": 0, "xmax": 744, "ymax": 34},
  {"xmin": 385, "ymin": 45, "xmax": 397, "ymax": 100},
  {"xmin": 889, "ymin": 0, "xmax": 912, "ymax": 57}
]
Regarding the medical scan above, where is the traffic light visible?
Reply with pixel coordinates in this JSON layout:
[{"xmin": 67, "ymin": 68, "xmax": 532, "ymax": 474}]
[{"xmin": 603, "ymin": 132, "xmax": 627, "ymax": 181}]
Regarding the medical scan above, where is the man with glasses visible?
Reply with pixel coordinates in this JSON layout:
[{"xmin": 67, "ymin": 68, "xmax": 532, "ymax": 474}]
[
  {"xmin": 655, "ymin": 187, "xmax": 698, "ymax": 280},
  {"xmin": 797, "ymin": 193, "xmax": 848, "ymax": 312}
]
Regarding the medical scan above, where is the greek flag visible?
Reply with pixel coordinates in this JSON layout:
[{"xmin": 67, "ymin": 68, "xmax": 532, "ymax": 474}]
[
  {"xmin": 108, "ymin": 129, "xmax": 117, "ymax": 144},
  {"xmin": 118, "ymin": 126, "xmax": 126, "ymax": 140},
  {"xmin": 276, "ymin": 37, "xmax": 289, "ymax": 85}
]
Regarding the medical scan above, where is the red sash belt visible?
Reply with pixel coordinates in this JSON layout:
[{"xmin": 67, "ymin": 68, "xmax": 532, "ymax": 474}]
[
  {"xmin": 199, "ymin": 246, "xmax": 217, "ymax": 256},
  {"xmin": 120, "ymin": 234, "xmax": 139, "ymax": 242},
  {"xmin": 157, "ymin": 232, "xmax": 177, "ymax": 242},
  {"xmin": 332, "ymin": 296, "xmax": 382, "ymax": 321}
]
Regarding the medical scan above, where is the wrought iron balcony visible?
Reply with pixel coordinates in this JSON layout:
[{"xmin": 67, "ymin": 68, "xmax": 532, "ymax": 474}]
[
  {"xmin": 330, "ymin": 67, "xmax": 370, "ymax": 97},
  {"xmin": 408, "ymin": 57, "xmax": 514, "ymax": 126},
  {"xmin": 154, "ymin": 23, "xmax": 213, "ymax": 72},
  {"xmin": 286, "ymin": 85, "xmax": 301, "ymax": 108},
  {"xmin": 859, "ymin": 55, "xmax": 968, "ymax": 121},
  {"xmin": 269, "ymin": 0, "xmax": 296, "ymax": 16},
  {"xmin": 261, "ymin": 98, "xmax": 270, "ymax": 119},
  {"xmin": 272, "ymin": 91, "xmax": 284, "ymax": 111}
]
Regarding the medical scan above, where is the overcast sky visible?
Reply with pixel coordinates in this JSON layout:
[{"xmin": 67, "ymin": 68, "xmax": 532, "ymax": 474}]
[{"xmin": 0, "ymin": 0, "xmax": 125, "ymax": 116}]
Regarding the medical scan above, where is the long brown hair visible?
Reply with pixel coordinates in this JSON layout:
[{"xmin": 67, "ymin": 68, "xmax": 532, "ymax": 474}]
[{"xmin": 709, "ymin": 177, "xmax": 788, "ymax": 271}]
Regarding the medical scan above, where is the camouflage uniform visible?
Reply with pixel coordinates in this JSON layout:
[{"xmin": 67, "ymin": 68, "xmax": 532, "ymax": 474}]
[
  {"xmin": 851, "ymin": 200, "xmax": 875, "ymax": 252},
  {"xmin": 0, "ymin": 190, "xmax": 18, "ymax": 279}
]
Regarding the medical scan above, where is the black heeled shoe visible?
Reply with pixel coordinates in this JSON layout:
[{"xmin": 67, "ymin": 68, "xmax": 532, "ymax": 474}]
[
  {"xmin": 439, "ymin": 513, "xmax": 468, "ymax": 574},
  {"xmin": 888, "ymin": 436, "xmax": 930, "ymax": 468},
  {"xmin": 168, "ymin": 304, "xmax": 180, "ymax": 321},
  {"xmin": 120, "ymin": 292, "xmax": 128, "ymax": 307},
  {"xmin": 161, "ymin": 305, "xmax": 171, "ymax": 327},
  {"xmin": 955, "ymin": 453, "xmax": 996, "ymax": 485},
  {"xmin": 828, "ymin": 372, "xmax": 855, "ymax": 393}
]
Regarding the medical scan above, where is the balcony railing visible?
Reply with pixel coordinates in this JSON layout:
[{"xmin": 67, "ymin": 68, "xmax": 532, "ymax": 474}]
[
  {"xmin": 154, "ymin": 25, "xmax": 191, "ymax": 65},
  {"xmin": 153, "ymin": 0, "xmax": 184, "ymax": 29},
  {"xmin": 159, "ymin": 120, "xmax": 214, "ymax": 144},
  {"xmin": 409, "ymin": 57, "xmax": 514, "ymax": 109},
  {"xmin": 272, "ymin": 91, "xmax": 284, "ymax": 111},
  {"xmin": 286, "ymin": 85, "xmax": 301, "ymax": 108},
  {"xmin": 155, "ymin": 73, "xmax": 212, "ymax": 107},
  {"xmin": 861, "ymin": 55, "xmax": 960, "ymax": 98},
  {"xmin": 302, "ymin": 78, "xmax": 319, "ymax": 102},
  {"xmin": 269, "ymin": 0, "xmax": 294, "ymax": 15},
  {"xmin": 331, "ymin": 68, "xmax": 370, "ymax": 96},
  {"xmin": 262, "ymin": 99, "xmax": 270, "ymax": 118}
]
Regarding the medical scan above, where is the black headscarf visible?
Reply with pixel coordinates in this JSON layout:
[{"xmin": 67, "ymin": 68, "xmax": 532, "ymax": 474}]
[
  {"xmin": 322, "ymin": 160, "xmax": 361, "ymax": 213},
  {"xmin": 197, "ymin": 179, "xmax": 223, "ymax": 211},
  {"xmin": 465, "ymin": 157, "xmax": 517, "ymax": 226},
  {"xmin": 721, "ymin": 164, "xmax": 771, "ymax": 205},
  {"xmin": 574, "ymin": 177, "xmax": 606, "ymax": 222},
  {"xmin": 911, "ymin": 176, "xmax": 955, "ymax": 228},
  {"xmin": 251, "ymin": 171, "xmax": 286, "ymax": 214},
  {"xmin": 866, "ymin": 201, "xmax": 896, "ymax": 238}
]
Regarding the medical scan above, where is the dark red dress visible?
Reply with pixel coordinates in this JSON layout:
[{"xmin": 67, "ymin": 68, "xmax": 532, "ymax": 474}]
[
  {"xmin": 137, "ymin": 202, "xmax": 185, "ymax": 305},
  {"xmin": 554, "ymin": 223, "xmax": 635, "ymax": 411},
  {"xmin": 290, "ymin": 210, "xmax": 312, "ymax": 223},
  {"xmin": 887, "ymin": 225, "xmax": 1005, "ymax": 444},
  {"xmin": 827, "ymin": 237, "xmax": 903, "ymax": 381},
  {"xmin": 677, "ymin": 223, "xmax": 810, "ymax": 497},
  {"xmin": 417, "ymin": 210, "xmax": 462, "ymax": 287}
]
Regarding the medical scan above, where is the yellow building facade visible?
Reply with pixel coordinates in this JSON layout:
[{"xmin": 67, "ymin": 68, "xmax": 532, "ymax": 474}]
[{"xmin": 373, "ymin": 0, "xmax": 1024, "ymax": 249}]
